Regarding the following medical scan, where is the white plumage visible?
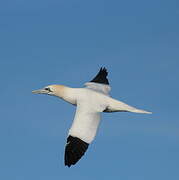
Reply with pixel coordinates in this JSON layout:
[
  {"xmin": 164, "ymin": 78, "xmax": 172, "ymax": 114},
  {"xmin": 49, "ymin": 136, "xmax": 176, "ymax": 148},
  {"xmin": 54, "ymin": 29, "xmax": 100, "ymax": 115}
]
[{"xmin": 32, "ymin": 67, "xmax": 151, "ymax": 167}]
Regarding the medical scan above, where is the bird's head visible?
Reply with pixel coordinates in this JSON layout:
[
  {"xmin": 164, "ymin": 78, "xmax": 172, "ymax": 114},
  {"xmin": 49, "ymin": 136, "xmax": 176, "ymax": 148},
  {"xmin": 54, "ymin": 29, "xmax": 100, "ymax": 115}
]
[{"xmin": 32, "ymin": 85, "xmax": 66, "ymax": 98}]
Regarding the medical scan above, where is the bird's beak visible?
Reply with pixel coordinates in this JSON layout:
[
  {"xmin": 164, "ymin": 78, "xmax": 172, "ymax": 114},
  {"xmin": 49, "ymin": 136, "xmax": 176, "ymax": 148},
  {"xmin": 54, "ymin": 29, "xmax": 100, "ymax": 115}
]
[{"xmin": 32, "ymin": 89, "xmax": 49, "ymax": 94}]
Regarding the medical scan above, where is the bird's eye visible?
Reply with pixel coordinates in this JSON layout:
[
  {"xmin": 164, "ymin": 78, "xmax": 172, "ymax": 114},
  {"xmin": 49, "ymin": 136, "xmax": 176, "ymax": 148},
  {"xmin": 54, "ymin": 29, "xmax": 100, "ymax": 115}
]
[{"xmin": 44, "ymin": 87, "xmax": 51, "ymax": 91}]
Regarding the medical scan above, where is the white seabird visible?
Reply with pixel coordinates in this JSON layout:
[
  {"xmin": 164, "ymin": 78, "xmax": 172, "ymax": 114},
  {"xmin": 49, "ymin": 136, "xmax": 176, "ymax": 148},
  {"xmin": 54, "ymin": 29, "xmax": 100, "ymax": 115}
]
[{"xmin": 32, "ymin": 67, "xmax": 151, "ymax": 167}]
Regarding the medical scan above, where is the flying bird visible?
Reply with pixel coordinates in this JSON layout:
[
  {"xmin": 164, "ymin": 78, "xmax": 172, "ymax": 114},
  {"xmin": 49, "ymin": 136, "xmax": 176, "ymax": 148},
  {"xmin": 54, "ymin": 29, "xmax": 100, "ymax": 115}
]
[{"xmin": 32, "ymin": 67, "xmax": 151, "ymax": 167}]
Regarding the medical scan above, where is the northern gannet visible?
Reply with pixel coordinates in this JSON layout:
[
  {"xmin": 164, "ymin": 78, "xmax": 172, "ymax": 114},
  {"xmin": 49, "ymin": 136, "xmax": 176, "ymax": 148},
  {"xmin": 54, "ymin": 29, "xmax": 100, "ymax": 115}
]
[{"xmin": 32, "ymin": 68, "xmax": 151, "ymax": 167}]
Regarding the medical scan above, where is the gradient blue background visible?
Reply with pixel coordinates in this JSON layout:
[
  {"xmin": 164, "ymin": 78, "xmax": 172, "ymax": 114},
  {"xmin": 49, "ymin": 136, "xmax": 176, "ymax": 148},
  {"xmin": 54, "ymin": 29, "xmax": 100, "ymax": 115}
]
[{"xmin": 0, "ymin": 0, "xmax": 179, "ymax": 179}]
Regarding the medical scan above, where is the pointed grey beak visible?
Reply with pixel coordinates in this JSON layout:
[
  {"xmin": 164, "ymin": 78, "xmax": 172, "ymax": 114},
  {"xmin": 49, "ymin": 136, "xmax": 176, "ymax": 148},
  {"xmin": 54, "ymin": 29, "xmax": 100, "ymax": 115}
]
[{"xmin": 32, "ymin": 89, "xmax": 49, "ymax": 94}]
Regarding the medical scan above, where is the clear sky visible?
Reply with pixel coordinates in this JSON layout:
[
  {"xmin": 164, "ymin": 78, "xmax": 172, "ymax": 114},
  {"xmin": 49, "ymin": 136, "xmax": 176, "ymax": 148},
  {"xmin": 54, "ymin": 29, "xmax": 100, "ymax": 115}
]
[{"xmin": 0, "ymin": 0, "xmax": 179, "ymax": 179}]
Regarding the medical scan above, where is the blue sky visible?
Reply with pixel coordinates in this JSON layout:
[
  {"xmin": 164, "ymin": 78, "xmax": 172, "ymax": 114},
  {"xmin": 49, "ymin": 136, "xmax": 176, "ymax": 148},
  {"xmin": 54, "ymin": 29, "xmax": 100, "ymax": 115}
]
[{"xmin": 0, "ymin": 0, "xmax": 179, "ymax": 179}]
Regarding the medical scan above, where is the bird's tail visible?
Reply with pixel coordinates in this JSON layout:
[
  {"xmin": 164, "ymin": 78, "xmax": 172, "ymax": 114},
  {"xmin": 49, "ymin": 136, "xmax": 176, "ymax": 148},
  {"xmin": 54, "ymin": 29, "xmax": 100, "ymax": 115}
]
[
  {"xmin": 106, "ymin": 97, "xmax": 152, "ymax": 114},
  {"xmin": 129, "ymin": 108, "xmax": 152, "ymax": 114}
]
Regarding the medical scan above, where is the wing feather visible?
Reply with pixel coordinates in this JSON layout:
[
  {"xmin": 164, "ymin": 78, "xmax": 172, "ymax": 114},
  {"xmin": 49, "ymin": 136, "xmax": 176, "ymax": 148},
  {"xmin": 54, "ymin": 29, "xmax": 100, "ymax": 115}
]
[
  {"xmin": 84, "ymin": 82, "xmax": 111, "ymax": 95},
  {"xmin": 85, "ymin": 67, "xmax": 111, "ymax": 95},
  {"xmin": 65, "ymin": 136, "xmax": 89, "ymax": 167},
  {"xmin": 65, "ymin": 102, "xmax": 101, "ymax": 167}
]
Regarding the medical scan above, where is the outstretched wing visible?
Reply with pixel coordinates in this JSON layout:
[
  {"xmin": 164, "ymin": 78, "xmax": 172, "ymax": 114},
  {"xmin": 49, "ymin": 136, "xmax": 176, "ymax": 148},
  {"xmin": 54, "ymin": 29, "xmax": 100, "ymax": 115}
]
[
  {"xmin": 84, "ymin": 67, "xmax": 111, "ymax": 95},
  {"xmin": 65, "ymin": 102, "xmax": 101, "ymax": 167},
  {"xmin": 65, "ymin": 136, "xmax": 89, "ymax": 167},
  {"xmin": 90, "ymin": 67, "xmax": 109, "ymax": 85}
]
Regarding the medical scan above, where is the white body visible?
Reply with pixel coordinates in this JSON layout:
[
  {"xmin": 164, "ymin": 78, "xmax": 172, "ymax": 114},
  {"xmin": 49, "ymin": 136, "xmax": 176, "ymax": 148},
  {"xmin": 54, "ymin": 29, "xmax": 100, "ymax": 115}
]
[
  {"xmin": 32, "ymin": 68, "xmax": 152, "ymax": 167},
  {"xmin": 58, "ymin": 83, "xmax": 151, "ymax": 143}
]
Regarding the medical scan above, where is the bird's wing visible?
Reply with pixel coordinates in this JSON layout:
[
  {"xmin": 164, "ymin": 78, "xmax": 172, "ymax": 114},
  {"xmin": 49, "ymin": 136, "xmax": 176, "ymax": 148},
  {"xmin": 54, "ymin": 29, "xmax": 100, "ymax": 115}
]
[
  {"xmin": 84, "ymin": 82, "xmax": 111, "ymax": 95},
  {"xmin": 65, "ymin": 101, "xmax": 101, "ymax": 167},
  {"xmin": 84, "ymin": 67, "xmax": 111, "ymax": 95}
]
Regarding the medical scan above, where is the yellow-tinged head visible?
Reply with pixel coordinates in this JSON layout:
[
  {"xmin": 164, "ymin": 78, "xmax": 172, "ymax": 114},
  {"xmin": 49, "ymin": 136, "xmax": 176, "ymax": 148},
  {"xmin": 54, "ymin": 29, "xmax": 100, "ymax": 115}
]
[{"xmin": 32, "ymin": 84, "xmax": 66, "ymax": 98}]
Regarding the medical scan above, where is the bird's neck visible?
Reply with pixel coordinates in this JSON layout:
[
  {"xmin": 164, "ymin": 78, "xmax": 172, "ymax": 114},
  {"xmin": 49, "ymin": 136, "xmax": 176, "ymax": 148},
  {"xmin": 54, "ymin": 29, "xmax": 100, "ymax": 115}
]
[{"xmin": 55, "ymin": 85, "xmax": 77, "ymax": 105}]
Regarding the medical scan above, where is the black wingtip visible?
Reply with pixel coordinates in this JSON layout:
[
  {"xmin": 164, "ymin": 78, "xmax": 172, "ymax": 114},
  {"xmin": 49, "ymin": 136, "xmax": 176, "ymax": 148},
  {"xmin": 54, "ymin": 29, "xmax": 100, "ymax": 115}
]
[
  {"xmin": 64, "ymin": 136, "xmax": 89, "ymax": 167},
  {"xmin": 90, "ymin": 67, "xmax": 109, "ymax": 85}
]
